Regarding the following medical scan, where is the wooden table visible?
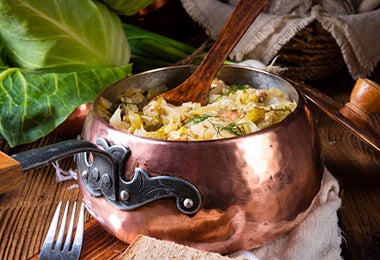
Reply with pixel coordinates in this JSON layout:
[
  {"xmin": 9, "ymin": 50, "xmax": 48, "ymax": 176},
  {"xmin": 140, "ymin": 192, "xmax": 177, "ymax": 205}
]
[{"xmin": 0, "ymin": 66, "xmax": 379, "ymax": 260}]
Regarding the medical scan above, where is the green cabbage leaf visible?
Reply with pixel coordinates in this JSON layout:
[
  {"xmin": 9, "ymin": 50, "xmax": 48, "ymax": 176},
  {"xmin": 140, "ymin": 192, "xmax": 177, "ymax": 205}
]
[
  {"xmin": 0, "ymin": 0, "xmax": 134, "ymax": 147},
  {"xmin": 101, "ymin": 0, "xmax": 154, "ymax": 16},
  {"xmin": 0, "ymin": 0, "xmax": 130, "ymax": 73},
  {"xmin": 0, "ymin": 65, "xmax": 132, "ymax": 147}
]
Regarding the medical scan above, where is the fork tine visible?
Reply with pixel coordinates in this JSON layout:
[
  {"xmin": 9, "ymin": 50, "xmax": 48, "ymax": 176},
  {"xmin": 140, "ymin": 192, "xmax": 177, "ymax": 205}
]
[
  {"xmin": 40, "ymin": 201, "xmax": 62, "ymax": 252},
  {"xmin": 39, "ymin": 201, "xmax": 85, "ymax": 260},
  {"xmin": 54, "ymin": 201, "xmax": 69, "ymax": 251},
  {"xmin": 70, "ymin": 202, "xmax": 84, "ymax": 258},
  {"xmin": 63, "ymin": 201, "xmax": 76, "ymax": 251}
]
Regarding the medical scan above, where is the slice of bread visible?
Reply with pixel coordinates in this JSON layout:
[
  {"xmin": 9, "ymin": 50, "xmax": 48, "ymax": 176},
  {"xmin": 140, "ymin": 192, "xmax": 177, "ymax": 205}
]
[{"xmin": 119, "ymin": 234, "xmax": 246, "ymax": 259}]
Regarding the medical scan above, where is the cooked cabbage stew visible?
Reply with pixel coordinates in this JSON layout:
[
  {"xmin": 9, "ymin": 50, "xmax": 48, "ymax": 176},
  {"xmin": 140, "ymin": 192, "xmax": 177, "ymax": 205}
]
[{"xmin": 98, "ymin": 79, "xmax": 297, "ymax": 141}]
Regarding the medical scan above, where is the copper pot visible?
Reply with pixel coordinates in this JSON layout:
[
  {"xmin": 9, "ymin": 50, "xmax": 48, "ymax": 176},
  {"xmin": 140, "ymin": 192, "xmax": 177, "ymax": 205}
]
[{"xmin": 75, "ymin": 65, "xmax": 324, "ymax": 253}]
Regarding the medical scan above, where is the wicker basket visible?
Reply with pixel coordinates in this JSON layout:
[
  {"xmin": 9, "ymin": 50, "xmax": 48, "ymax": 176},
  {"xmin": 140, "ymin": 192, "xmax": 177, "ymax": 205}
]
[{"xmin": 276, "ymin": 22, "xmax": 345, "ymax": 81}]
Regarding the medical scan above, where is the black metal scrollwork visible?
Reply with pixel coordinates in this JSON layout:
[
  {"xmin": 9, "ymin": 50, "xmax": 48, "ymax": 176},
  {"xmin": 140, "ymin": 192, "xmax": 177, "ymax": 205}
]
[{"xmin": 76, "ymin": 137, "xmax": 201, "ymax": 215}]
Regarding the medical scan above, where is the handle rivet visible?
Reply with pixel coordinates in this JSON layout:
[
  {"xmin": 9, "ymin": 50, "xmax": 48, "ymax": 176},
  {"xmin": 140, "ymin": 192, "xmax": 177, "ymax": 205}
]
[
  {"xmin": 91, "ymin": 168, "xmax": 100, "ymax": 181},
  {"xmin": 120, "ymin": 190, "xmax": 129, "ymax": 201},
  {"xmin": 183, "ymin": 198, "xmax": 194, "ymax": 209},
  {"xmin": 101, "ymin": 174, "xmax": 112, "ymax": 188},
  {"xmin": 81, "ymin": 170, "xmax": 88, "ymax": 180}
]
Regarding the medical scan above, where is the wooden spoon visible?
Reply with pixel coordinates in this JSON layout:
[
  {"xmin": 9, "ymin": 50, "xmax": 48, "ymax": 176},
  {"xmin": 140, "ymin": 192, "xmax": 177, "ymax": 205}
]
[{"xmin": 157, "ymin": 0, "xmax": 269, "ymax": 106}]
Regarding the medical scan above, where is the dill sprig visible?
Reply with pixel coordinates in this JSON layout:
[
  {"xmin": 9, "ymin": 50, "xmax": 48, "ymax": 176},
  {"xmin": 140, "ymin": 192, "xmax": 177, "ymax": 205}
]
[
  {"xmin": 223, "ymin": 122, "xmax": 247, "ymax": 136},
  {"xmin": 186, "ymin": 114, "xmax": 213, "ymax": 124},
  {"xmin": 210, "ymin": 84, "xmax": 251, "ymax": 103},
  {"xmin": 188, "ymin": 113, "xmax": 247, "ymax": 137},
  {"xmin": 211, "ymin": 122, "xmax": 247, "ymax": 137}
]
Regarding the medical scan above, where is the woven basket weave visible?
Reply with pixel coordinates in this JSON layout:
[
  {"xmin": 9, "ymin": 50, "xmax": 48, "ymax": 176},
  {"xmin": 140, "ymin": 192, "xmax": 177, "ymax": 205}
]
[{"xmin": 276, "ymin": 22, "xmax": 345, "ymax": 81}]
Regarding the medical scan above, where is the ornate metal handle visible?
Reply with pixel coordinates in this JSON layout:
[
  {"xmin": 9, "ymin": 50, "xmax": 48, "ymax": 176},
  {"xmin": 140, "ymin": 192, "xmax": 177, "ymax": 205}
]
[{"xmin": 76, "ymin": 137, "xmax": 201, "ymax": 215}]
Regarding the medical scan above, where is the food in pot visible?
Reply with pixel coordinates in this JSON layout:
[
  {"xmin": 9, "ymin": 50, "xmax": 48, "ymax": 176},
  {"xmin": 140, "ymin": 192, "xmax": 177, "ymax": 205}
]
[{"xmin": 98, "ymin": 79, "xmax": 297, "ymax": 141}]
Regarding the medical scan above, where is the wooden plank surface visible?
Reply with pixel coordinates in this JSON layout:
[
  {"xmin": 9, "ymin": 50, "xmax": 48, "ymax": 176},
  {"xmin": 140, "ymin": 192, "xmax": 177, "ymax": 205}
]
[
  {"xmin": 0, "ymin": 66, "xmax": 379, "ymax": 260},
  {"xmin": 310, "ymin": 67, "xmax": 380, "ymax": 259},
  {"xmin": 29, "ymin": 218, "xmax": 127, "ymax": 260}
]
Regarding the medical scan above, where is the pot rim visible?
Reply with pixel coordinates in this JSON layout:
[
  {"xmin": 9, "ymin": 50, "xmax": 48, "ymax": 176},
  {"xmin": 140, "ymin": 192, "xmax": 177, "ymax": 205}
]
[{"xmin": 91, "ymin": 64, "xmax": 306, "ymax": 145}]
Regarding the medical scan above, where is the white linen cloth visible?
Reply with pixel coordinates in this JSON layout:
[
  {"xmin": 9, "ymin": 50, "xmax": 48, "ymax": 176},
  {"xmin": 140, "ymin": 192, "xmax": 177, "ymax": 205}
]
[
  {"xmin": 229, "ymin": 168, "xmax": 343, "ymax": 260},
  {"xmin": 180, "ymin": 0, "xmax": 380, "ymax": 79}
]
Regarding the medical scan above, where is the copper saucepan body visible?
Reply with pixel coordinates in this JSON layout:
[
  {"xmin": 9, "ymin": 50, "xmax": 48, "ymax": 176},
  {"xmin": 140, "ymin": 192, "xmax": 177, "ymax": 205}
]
[{"xmin": 76, "ymin": 65, "xmax": 324, "ymax": 253}]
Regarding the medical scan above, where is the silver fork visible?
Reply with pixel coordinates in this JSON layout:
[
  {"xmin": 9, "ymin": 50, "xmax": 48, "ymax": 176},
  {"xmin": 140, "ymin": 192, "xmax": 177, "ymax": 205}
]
[{"xmin": 39, "ymin": 201, "xmax": 85, "ymax": 260}]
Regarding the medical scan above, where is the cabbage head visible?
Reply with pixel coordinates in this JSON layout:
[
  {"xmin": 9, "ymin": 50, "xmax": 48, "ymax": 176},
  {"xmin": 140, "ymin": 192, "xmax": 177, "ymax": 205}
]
[{"xmin": 0, "ymin": 0, "xmax": 130, "ymax": 73}]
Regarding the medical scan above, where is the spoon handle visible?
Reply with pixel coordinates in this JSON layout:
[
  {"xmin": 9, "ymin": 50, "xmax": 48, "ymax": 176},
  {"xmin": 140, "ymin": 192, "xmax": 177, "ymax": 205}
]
[
  {"xmin": 196, "ymin": 0, "xmax": 268, "ymax": 82},
  {"xmin": 161, "ymin": 0, "xmax": 269, "ymax": 105}
]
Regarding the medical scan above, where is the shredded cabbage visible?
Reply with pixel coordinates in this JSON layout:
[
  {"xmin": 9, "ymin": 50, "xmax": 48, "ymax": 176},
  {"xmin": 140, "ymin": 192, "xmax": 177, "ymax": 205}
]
[{"xmin": 99, "ymin": 79, "xmax": 297, "ymax": 141}]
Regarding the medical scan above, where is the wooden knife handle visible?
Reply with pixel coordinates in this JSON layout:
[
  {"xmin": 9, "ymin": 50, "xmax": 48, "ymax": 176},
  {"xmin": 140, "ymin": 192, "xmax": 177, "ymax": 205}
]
[
  {"xmin": 339, "ymin": 78, "xmax": 380, "ymax": 126},
  {"xmin": 0, "ymin": 151, "xmax": 24, "ymax": 194}
]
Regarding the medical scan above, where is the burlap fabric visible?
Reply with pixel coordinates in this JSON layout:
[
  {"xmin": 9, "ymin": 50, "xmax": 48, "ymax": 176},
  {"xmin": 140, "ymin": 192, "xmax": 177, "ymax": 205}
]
[{"xmin": 181, "ymin": 0, "xmax": 380, "ymax": 80}]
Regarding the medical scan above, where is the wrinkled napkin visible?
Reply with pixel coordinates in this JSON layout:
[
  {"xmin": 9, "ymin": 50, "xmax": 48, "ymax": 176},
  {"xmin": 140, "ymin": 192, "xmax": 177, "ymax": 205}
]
[
  {"xmin": 181, "ymin": 0, "xmax": 380, "ymax": 79},
  {"xmin": 229, "ymin": 168, "xmax": 343, "ymax": 260}
]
